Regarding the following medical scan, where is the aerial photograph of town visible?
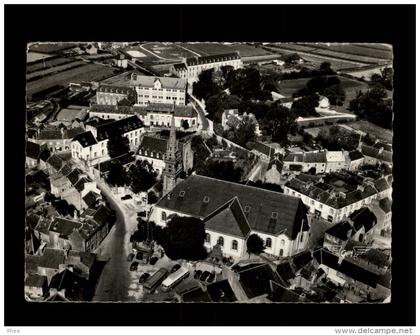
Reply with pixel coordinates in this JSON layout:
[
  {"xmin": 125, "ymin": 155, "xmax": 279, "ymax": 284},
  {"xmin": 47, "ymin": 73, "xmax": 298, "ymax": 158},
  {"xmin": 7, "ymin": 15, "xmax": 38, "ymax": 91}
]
[{"xmin": 24, "ymin": 41, "xmax": 393, "ymax": 303}]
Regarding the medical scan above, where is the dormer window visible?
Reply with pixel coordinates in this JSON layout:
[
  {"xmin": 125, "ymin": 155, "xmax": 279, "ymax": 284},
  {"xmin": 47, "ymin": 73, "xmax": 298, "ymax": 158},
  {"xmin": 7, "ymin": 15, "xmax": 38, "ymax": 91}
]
[
  {"xmin": 179, "ymin": 191, "xmax": 185, "ymax": 198},
  {"xmin": 203, "ymin": 196, "xmax": 210, "ymax": 203},
  {"xmin": 271, "ymin": 212, "xmax": 278, "ymax": 219},
  {"xmin": 244, "ymin": 205, "xmax": 251, "ymax": 213}
]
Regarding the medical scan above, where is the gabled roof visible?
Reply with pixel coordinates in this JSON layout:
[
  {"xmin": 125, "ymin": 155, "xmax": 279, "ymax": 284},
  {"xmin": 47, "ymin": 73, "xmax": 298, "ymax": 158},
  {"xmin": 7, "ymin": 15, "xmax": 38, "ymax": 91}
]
[
  {"xmin": 38, "ymin": 127, "xmax": 85, "ymax": 140},
  {"xmin": 374, "ymin": 178, "xmax": 391, "ymax": 192},
  {"xmin": 97, "ymin": 85, "xmax": 134, "ymax": 95},
  {"xmin": 26, "ymin": 141, "xmax": 41, "ymax": 160},
  {"xmin": 157, "ymin": 175, "xmax": 308, "ymax": 239},
  {"xmin": 138, "ymin": 136, "xmax": 168, "ymax": 156},
  {"xmin": 238, "ymin": 263, "xmax": 281, "ymax": 299},
  {"xmin": 349, "ymin": 150, "xmax": 364, "ymax": 161},
  {"xmin": 268, "ymin": 281, "xmax": 308, "ymax": 302},
  {"xmin": 46, "ymin": 154, "xmax": 66, "ymax": 171},
  {"xmin": 326, "ymin": 221, "xmax": 353, "ymax": 241},
  {"xmin": 291, "ymin": 250, "xmax": 313, "ymax": 270},
  {"xmin": 74, "ymin": 177, "xmax": 90, "ymax": 192},
  {"xmin": 72, "ymin": 131, "xmax": 97, "ymax": 147},
  {"xmin": 67, "ymin": 168, "xmax": 84, "ymax": 186},
  {"xmin": 251, "ymin": 142, "xmax": 274, "ymax": 157},
  {"xmin": 49, "ymin": 269, "xmax": 86, "ymax": 301},
  {"xmin": 82, "ymin": 191, "xmax": 101, "ymax": 208},
  {"xmin": 313, "ymin": 248, "xmax": 380, "ymax": 288},
  {"xmin": 145, "ymin": 103, "xmax": 196, "ymax": 118},
  {"xmin": 96, "ymin": 115, "xmax": 143, "ymax": 141},
  {"xmin": 26, "ymin": 213, "xmax": 41, "ymax": 229},
  {"xmin": 185, "ymin": 52, "xmax": 241, "ymax": 66},
  {"xmin": 38, "ymin": 248, "xmax": 67, "ymax": 270},
  {"xmin": 206, "ymin": 279, "xmax": 237, "ymax": 302},
  {"xmin": 349, "ymin": 207, "xmax": 377, "ymax": 232},
  {"xmin": 49, "ymin": 218, "xmax": 82, "ymax": 238},
  {"xmin": 379, "ymin": 198, "xmax": 392, "ymax": 213},
  {"xmin": 203, "ymin": 197, "xmax": 251, "ymax": 238},
  {"xmin": 276, "ymin": 262, "xmax": 295, "ymax": 284},
  {"xmin": 25, "ymin": 273, "xmax": 48, "ymax": 288},
  {"xmin": 60, "ymin": 163, "xmax": 74, "ymax": 176},
  {"xmin": 92, "ymin": 205, "xmax": 114, "ymax": 227},
  {"xmin": 130, "ymin": 74, "xmax": 187, "ymax": 90},
  {"xmin": 361, "ymin": 144, "xmax": 392, "ymax": 163}
]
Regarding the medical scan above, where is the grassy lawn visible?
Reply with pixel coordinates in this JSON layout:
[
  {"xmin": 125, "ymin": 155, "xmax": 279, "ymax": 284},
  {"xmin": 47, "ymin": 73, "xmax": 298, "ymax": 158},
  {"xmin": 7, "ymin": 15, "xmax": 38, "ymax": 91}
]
[
  {"xmin": 27, "ymin": 64, "xmax": 119, "ymax": 97},
  {"xmin": 28, "ymin": 43, "xmax": 77, "ymax": 54},
  {"xmin": 277, "ymin": 78, "xmax": 310, "ymax": 97},
  {"xmin": 142, "ymin": 43, "xmax": 197, "ymax": 60},
  {"xmin": 346, "ymin": 120, "xmax": 393, "ymax": 143}
]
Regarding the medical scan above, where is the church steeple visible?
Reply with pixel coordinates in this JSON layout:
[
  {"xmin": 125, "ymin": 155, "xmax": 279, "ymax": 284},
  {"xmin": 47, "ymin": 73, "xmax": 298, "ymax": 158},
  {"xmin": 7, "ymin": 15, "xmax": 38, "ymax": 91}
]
[{"xmin": 163, "ymin": 114, "xmax": 182, "ymax": 195}]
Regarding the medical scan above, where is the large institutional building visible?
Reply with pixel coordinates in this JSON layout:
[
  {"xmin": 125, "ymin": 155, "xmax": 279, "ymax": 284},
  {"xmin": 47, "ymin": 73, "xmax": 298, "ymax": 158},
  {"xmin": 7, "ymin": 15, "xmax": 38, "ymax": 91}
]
[
  {"xmin": 170, "ymin": 52, "xmax": 243, "ymax": 85},
  {"xmin": 130, "ymin": 74, "xmax": 187, "ymax": 106},
  {"xmin": 71, "ymin": 116, "xmax": 143, "ymax": 166},
  {"xmin": 149, "ymin": 174, "xmax": 310, "ymax": 259}
]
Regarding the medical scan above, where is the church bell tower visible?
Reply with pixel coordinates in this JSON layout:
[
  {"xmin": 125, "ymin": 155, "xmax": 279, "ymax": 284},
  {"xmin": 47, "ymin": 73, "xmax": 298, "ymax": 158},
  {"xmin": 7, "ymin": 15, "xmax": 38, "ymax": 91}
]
[{"xmin": 163, "ymin": 115, "xmax": 182, "ymax": 195}]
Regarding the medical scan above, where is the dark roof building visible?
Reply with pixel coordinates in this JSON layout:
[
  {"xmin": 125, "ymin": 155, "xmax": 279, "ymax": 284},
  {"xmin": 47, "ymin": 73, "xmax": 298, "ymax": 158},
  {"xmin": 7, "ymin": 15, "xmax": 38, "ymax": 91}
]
[
  {"xmin": 26, "ymin": 141, "xmax": 42, "ymax": 160},
  {"xmin": 38, "ymin": 248, "xmax": 67, "ymax": 270},
  {"xmin": 96, "ymin": 115, "xmax": 143, "ymax": 141},
  {"xmin": 46, "ymin": 154, "xmax": 66, "ymax": 172},
  {"xmin": 203, "ymin": 197, "xmax": 251, "ymax": 238},
  {"xmin": 156, "ymin": 175, "xmax": 309, "ymax": 239},
  {"xmin": 349, "ymin": 150, "xmax": 364, "ymax": 161},
  {"xmin": 236, "ymin": 264, "xmax": 282, "ymax": 299},
  {"xmin": 185, "ymin": 52, "xmax": 241, "ymax": 67},
  {"xmin": 206, "ymin": 279, "xmax": 237, "ymax": 302},
  {"xmin": 72, "ymin": 131, "xmax": 97, "ymax": 148},
  {"xmin": 49, "ymin": 218, "xmax": 82, "ymax": 239}
]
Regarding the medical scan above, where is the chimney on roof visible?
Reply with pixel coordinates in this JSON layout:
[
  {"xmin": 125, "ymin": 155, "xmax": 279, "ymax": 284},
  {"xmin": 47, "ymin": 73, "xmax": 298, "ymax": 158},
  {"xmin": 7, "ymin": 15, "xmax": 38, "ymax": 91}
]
[
  {"xmin": 378, "ymin": 147, "xmax": 384, "ymax": 155},
  {"xmin": 73, "ymin": 209, "xmax": 78, "ymax": 220},
  {"xmin": 357, "ymin": 184, "xmax": 365, "ymax": 192}
]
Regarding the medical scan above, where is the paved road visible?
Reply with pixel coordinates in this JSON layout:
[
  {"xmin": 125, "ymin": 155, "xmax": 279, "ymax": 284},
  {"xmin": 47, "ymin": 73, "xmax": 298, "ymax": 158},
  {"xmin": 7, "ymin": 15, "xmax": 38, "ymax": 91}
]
[
  {"xmin": 92, "ymin": 182, "xmax": 138, "ymax": 302},
  {"xmin": 188, "ymin": 94, "xmax": 209, "ymax": 131}
]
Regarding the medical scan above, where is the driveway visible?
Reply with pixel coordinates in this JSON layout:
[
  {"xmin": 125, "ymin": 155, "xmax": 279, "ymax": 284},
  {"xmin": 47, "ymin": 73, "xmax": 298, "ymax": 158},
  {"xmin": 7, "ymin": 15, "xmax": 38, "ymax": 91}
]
[{"xmin": 188, "ymin": 94, "xmax": 209, "ymax": 131}]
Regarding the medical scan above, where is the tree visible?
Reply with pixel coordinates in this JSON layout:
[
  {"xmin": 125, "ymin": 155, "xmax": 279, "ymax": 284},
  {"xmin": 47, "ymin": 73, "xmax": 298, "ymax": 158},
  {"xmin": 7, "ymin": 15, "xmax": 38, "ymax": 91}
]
[
  {"xmin": 182, "ymin": 119, "xmax": 190, "ymax": 130},
  {"xmin": 205, "ymin": 92, "xmax": 241, "ymax": 123},
  {"xmin": 260, "ymin": 102, "xmax": 297, "ymax": 145},
  {"xmin": 233, "ymin": 115, "xmax": 256, "ymax": 147},
  {"xmin": 147, "ymin": 191, "xmax": 158, "ymax": 204},
  {"xmin": 192, "ymin": 69, "xmax": 222, "ymax": 101},
  {"xmin": 348, "ymin": 87, "xmax": 392, "ymax": 129},
  {"xmin": 291, "ymin": 94, "xmax": 320, "ymax": 117},
  {"xmin": 197, "ymin": 160, "xmax": 243, "ymax": 183},
  {"xmin": 316, "ymin": 125, "xmax": 360, "ymax": 151},
  {"xmin": 127, "ymin": 160, "xmax": 157, "ymax": 194},
  {"xmin": 247, "ymin": 234, "xmax": 265, "ymax": 255},
  {"xmin": 160, "ymin": 216, "xmax": 207, "ymax": 261},
  {"xmin": 106, "ymin": 162, "xmax": 127, "ymax": 187},
  {"xmin": 107, "ymin": 133, "xmax": 130, "ymax": 158}
]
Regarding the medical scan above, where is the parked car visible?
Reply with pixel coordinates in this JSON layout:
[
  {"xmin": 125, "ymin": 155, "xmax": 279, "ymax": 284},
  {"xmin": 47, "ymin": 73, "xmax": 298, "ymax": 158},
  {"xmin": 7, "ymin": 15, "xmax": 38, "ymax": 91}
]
[
  {"xmin": 139, "ymin": 272, "xmax": 150, "ymax": 284},
  {"xmin": 207, "ymin": 272, "xmax": 216, "ymax": 283},
  {"xmin": 149, "ymin": 257, "xmax": 159, "ymax": 265},
  {"xmin": 194, "ymin": 270, "xmax": 202, "ymax": 279},
  {"xmin": 121, "ymin": 194, "xmax": 132, "ymax": 200},
  {"xmin": 171, "ymin": 264, "xmax": 181, "ymax": 273},
  {"xmin": 136, "ymin": 252, "xmax": 143, "ymax": 260},
  {"xmin": 130, "ymin": 262, "xmax": 139, "ymax": 271},
  {"xmin": 200, "ymin": 271, "xmax": 211, "ymax": 282},
  {"xmin": 127, "ymin": 253, "xmax": 135, "ymax": 262}
]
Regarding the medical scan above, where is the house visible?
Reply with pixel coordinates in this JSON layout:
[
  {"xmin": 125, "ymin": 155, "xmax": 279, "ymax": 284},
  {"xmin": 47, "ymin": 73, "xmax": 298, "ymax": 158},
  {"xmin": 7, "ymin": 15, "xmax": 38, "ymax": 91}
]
[
  {"xmin": 180, "ymin": 280, "xmax": 237, "ymax": 302},
  {"xmin": 67, "ymin": 250, "xmax": 97, "ymax": 280},
  {"xmin": 96, "ymin": 85, "xmax": 136, "ymax": 106},
  {"xmin": 136, "ymin": 133, "xmax": 194, "ymax": 175},
  {"xmin": 150, "ymin": 174, "xmax": 310, "ymax": 258},
  {"xmin": 71, "ymin": 115, "xmax": 143, "ymax": 166},
  {"xmin": 46, "ymin": 154, "xmax": 66, "ymax": 174},
  {"xmin": 26, "ymin": 141, "xmax": 50, "ymax": 169},
  {"xmin": 284, "ymin": 172, "xmax": 391, "ymax": 224},
  {"xmin": 370, "ymin": 197, "xmax": 392, "ymax": 238},
  {"xmin": 313, "ymin": 248, "xmax": 390, "ymax": 302},
  {"xmin": 283, "ymin": 150, "xmax": 348, "ymax": 174},
  {"xmin": 170, "ymin": 52, "xmax": 243, "ymax": 86},
  {"xmin": 25, "ymin": 274, "xmax": 49, "ymax": 300},
  {"xmin": 130, "ymin": 74, "xmax": 187, "ymax": 106},
  {"xmin": 346, "ymin": 150, "xmax": 365, "ymax": 171},
  {"xmin": 250, "ymin": 142, "xmax": 275, "ymax": 162},
  {"xmin": 36, "ymin": 248, "xmax": 68, "ymax": 284},
  {"xmin": 49, "ymin": 217, "xmax": 83, "ymax": 250},
  {"xmin": 361, "ymin": 143, "xmax": 393, "ymax": 167},
  {"xmin": 263, "ymin": 158, "xmax": 283, "ymax": 185},
  {"xmin": 29, "ymin": 127, "xmax": 85, "ymax": 153},
  {"xmin": 49, "ymin": 269, "xmax": 87, "ymax": 301}
]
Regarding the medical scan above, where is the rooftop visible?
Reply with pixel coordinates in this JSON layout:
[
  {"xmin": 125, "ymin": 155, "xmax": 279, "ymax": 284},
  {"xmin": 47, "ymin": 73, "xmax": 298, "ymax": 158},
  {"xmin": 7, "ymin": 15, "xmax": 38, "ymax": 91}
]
[
  {"xmin": 95, "ymin": 115, "xmax": 143, "ymax": 142},
  {"xmin": 203, "ymin": 197, "xmax": 251, "ymax": 238},
  {"xmin": 72, "ymin": 131, "xmax": 97, "ymax": 148},
  {"xmin": 238, "ymin": 263, "xmax": 282, "ymax": 299},
  {"xmin": 184, "ymin": 52, "xmax": 241, "ymax": 67},
  {"xmin": 38, "ymin": 248, "xmax": 67, "ymax": 270},
  {"xmin": 25, "ymin": 273, "xmax": 48, "ymax": 288},
  {"xmin": 49, "ymin": 218, "xmax": 82, "ymax": 238},
  {"xmin": 156, "ymin": 175, "xmax": 309, "ymax": 239},
  {"xmin": 130, "ymin": 74, "xmax": 187, "ymax": 90}
]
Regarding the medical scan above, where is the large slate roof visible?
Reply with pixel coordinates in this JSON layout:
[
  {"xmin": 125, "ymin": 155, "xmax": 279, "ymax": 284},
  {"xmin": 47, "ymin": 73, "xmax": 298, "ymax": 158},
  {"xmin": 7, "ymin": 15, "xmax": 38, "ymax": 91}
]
[{"xmin": 156, "ymin": 175, "xmax": 308, "ymax": 239}]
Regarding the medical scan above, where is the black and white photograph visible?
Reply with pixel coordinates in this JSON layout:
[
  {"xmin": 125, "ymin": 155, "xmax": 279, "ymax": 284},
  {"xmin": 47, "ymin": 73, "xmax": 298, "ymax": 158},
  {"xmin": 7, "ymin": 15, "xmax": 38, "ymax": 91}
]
[
  {"xmin": 3, "ymin": 2, "xmax": 416, "ymax": 331},
  {"xmin": 24, "ymin": 40, "xmax": 394, "ymax": 304}
]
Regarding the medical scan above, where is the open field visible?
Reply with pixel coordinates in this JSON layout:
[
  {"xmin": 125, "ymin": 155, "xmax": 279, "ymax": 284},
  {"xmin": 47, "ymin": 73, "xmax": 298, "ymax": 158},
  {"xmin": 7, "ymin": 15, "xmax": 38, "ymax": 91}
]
[
  {"xmin": 100, "ymin": 70, "xmax": 134, "ymax": 86},
  {"xmin": 300, "ymin": 43, "xmax": 393, "ymax": 61},
  {"xmin": 27, "ymin": 64, "xmax": 120, "ymax": 98},
  {"xmin": 27, "ymin": 57, "xmax": 76, "ymax": 73},
  {"xmin": 27, "ymin": 61, "xmax": 87, "ymax": 81},
  {"xmin": 28, "ymin": 43, "xmax": 77, "ymax": 54},
  {"xmin": 180, "ymin": 43, "xmax": 273, "ymax": 57},
  {"xmin": 142, "ymin": 43, "xmax": 197, "ymax": 60},
  {"xmin": 27, "ymin": 52, "xmax": 54, "ymax": 63},
  {"xmin": 277, "ymin": 78, "xmax": 310, "ymax": 97},
  {"xmin": 346, "ymin": 120, "xmax": 393, "ymax": 143}
]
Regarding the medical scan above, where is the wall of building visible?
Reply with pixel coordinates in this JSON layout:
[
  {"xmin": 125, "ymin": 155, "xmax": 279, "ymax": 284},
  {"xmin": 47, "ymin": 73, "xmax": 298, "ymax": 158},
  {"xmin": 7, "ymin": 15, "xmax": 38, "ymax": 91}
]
[
  {"xmin": 205, "ymin": 231, "xmax": 247, "ymax": 258},
  {"xmin": 134, "ymin": 86, "xmax": 186, "ymax": 106},
  {"xmin": 96, "ymin": 92, "xmax": 127, "ymax": 105}
]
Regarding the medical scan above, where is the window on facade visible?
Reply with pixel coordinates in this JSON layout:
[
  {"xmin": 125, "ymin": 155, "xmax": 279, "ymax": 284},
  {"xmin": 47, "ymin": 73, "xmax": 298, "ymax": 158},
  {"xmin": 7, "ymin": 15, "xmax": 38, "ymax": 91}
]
[
  {"xmin": 279, "ymin": 249, "xmax": 284, "ymax": 257},
  {"xmin": 266, "ymin": 238, "xmax": 272, "ymax": 248},
  {"xmin": 232, "ymin": 240, "xmax": 238, "ymax": 250},
  {"xmin": 161, "ymin": 211, "xmax": 167, "ymax": 221},
  {"xmin": 217, "ymin": 236, "xmax": 224, "ymax": 246},
  {"xmin": 280, "ymin": 239, "xmax": 285, "ymax": 246},
  {"xmin": 328, "ymin": 215, "xmax": 333, "ymax": 222},
  {"xmin": 300, "ymin": 233, "xmax": 304, "ymax": 242},
  {"xmin": 179, "ymin": 190, "xmax": 185, "ymax": 197},
  {"xmin": 205, "ymin": 233, "xmax": 210, "ymax": 243}
]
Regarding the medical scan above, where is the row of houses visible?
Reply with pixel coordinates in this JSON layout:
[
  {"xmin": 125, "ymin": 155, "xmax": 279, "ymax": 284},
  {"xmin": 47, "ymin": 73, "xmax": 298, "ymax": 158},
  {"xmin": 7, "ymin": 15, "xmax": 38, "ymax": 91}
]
[{"xmin": 284, "ymin": 172, "xmax": 392, "ymax": 224}]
